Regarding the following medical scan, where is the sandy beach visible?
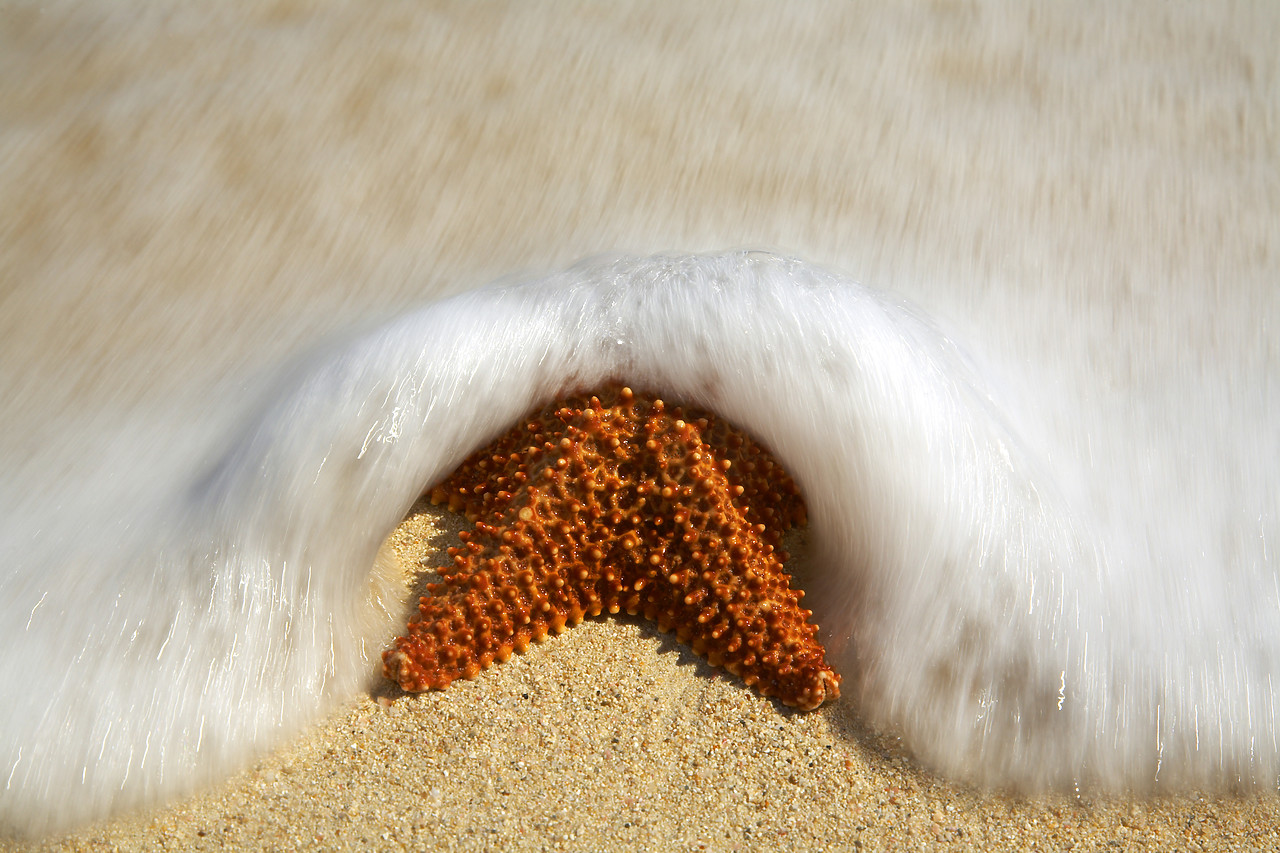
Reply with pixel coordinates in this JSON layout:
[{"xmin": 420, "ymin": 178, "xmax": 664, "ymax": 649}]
[
  {"xmin": 6, "ymin": 501, "xmax": 1279, "ymax": 851},
  {"xmin": 4, "ymin": 2, "xmax": 1280, "ymax": 849}
]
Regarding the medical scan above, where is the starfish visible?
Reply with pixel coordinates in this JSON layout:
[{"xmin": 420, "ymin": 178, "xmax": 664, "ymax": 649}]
[{"xmin": 382, "ymin": 386, "xmax": 840, "ymax": 710}]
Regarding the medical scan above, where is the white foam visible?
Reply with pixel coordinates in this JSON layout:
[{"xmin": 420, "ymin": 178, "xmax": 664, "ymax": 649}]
[{"xmin": 2, "ymin": 252, "xmax": 1277, "ymax": 835}]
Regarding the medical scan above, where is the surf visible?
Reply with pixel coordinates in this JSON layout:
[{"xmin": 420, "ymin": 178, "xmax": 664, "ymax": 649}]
[{"xmin": 2, "ymin": 252, "xmax": 1277, "ymax": 836}]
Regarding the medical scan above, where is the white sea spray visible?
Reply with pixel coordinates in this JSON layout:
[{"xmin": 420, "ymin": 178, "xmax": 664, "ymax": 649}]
[{"xmin": 1, "ymin": 252, "xmax": 1277, "ymax": 835}]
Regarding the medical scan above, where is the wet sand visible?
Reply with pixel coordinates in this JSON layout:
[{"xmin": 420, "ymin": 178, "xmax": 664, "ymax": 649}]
[
  {"xmin": 9, "ymin": 502, "xmax": 1279, "ymax": 852},
  {"xmin": 4, "ymin": 2, "xmax": 1280, "ymax": 849}
]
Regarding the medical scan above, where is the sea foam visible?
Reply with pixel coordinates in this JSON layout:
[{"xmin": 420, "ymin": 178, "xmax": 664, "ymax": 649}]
[{"xmin": 2, "ymin": 252, "xmax": 1277, "ymax": 836}]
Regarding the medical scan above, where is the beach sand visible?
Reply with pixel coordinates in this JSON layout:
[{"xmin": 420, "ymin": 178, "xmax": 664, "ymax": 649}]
[
  {"xmin": 8, "ymin": 501, "xmax": 1279, "ymax": 852},
  {"xmin": 4, "ymin": 2, "xmax": 1280, "ymax": 849}
]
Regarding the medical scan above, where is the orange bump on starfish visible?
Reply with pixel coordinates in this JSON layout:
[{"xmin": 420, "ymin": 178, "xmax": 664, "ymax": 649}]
[{"xmin": 382, "ymin": 386, "xmax": 840, "ymax": 710}]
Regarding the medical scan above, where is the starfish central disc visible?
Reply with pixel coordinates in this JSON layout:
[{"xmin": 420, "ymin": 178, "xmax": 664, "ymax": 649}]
[{"xmin": 383, "ymin": 386, "xmax": 840, "ymax": 710}]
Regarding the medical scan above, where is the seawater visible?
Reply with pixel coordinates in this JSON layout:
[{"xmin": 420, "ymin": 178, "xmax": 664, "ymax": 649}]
[{"xmin": 2, "ymin": 252, "xmax": 1277, "ymax": 835}]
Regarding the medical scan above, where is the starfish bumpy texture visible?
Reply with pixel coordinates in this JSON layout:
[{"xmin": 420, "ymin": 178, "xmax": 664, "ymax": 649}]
[{"xmin": 383, "ymin": 386, "xmax": 840, "ymax": 710}]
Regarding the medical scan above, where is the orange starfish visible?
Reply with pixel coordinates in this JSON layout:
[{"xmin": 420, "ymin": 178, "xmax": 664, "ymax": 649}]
[{"xmin": 383, "ymin": 386, "xmax": 840, "ymax": 710}]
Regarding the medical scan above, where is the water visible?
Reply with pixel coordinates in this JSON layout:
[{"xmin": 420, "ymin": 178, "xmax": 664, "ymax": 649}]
[
  {"xmin": 4, "ymin": 1, "xmax": 1279, "ymax": 839},
  {"xmin": 2, "ymin": 252, "xmax": 1277, "ymax": 835}
]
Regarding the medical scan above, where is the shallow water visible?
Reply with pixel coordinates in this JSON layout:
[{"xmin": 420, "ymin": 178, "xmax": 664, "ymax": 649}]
[
  {"xmin": 3, "ymin": 1, "xmax": 1278, "ymax": 840},
  {"xmin": 3, "ymin": 251, "xmax": 1278, "ymax": 837}
]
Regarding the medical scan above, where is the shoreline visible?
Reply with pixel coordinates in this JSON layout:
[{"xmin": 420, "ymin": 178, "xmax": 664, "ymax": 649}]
[
  {"xmin": 4, "ymin": 3, "xmax": 1279, "ymax": 849},
  {"xmin": 9, "ymin": 505, "xmax": 1279, "ymax": 851}
]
